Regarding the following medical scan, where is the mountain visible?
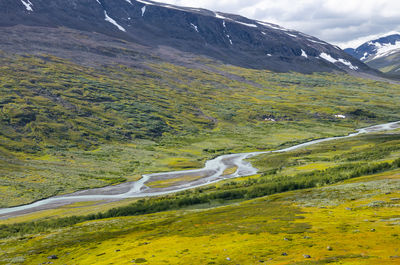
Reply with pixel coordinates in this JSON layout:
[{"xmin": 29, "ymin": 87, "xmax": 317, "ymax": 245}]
[
  {"xmin": 345, "ymin": 33, "xmax": 400, "ymax": 75},
  {"xmin": 0, "ymin": 0, "xmax": 373, "ymax": 73}
]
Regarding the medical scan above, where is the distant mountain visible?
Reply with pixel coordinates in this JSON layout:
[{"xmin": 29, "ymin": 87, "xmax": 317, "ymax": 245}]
[
  {"xmin": 0, "ymin": 0, "xmax": 374, "ymax": 74},
  {"xmin": 345, "ymin": 33, "xmax": 400, "ymax": 75}
]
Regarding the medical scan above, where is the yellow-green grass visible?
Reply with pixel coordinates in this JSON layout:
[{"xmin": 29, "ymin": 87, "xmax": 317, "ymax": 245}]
[
  {"xmin": 250, "ymin": 133, "xmax": 400, "ymax": 180},
  {"xmin": 380, "ymin": 65, "xmax": 399, "ymax": 73},
  {"xmin": 214, "ymin": 174, "xmax": 262, "ymax": 188},
  {"xmin": 1, "ymin": 169, "xmax": 399, "ymax": 265},
  {"xmin": 124, "ymin": 175, "xmax": 143, "ymax": 182},
  {"xmin": 222, "ymin": 166, "xmax": 238, "ymax": 176},
  {"xmin": 146, "ymin": 175, "xmax": 203, "ymax": 188},
  {"xmin": 341, "ymin": 168, "xmax": 400, "ymax": 184},
  {"xmin": 159, "ymin": 157, "xmax": 203, "ymax": 170},
  {"xmin": 289, "ymin": 162, "xmax": 334, "ymax": 174}
]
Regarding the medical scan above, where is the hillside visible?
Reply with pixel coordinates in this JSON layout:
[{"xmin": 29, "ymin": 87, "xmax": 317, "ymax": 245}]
[{"xmin": 1, "ymin": 0, "xmax": 373, "ymax": 73}]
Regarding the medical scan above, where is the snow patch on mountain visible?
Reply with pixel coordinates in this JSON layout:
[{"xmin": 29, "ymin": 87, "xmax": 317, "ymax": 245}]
[
  {"xmin": 226, "ymin": 34, "xmax": 233, "ymax": 45},
  {"xmin": 308, "ymin": 39, "xmax": 327, "ymax": 45},
  {"xmin": 163, "ymin": 4, "xmax": 186, "ymax": 11},
  {"xmin": 372, "ymin": 41, "xmax": 400, "ymax": 59},
  {"xmin": 360, "ymin": 52, "xmax": 368, "ymax": 61},
  {"xmin": 104, "ymin": 11, "xmax": 126, "ymax": 32},
  {"xmin": 337, "ymin": 58, "xmax": 358, "ymax": 70},
  {"xmin": 141, "ymin": 6, "xmax": 146, "ymax": 16},
  {"xmin": 190, "ymin": 23, "xmax": 199, "ymax": 33},
  {"xmin": 220, "ymin": 20, "xmax": 232, "ymax": 44},
  {"xmin": 235, "ymin": 21, "xmax": 257, "ymax": 28},
  {"xmin": 136, "ymin": 0, "xmax": 186, "ymax": 12},
  {"xmin": 320, "ymin": 53, "xmax": 337, "ymax": 63},
  {"xmin": 125, "ymin": 0, "xmax": 133, "ymax": 4},
  {"xmin": 320, "ymin": 53, "xmax": 358, "ymax": 70},
  {"xmin": 215, "ymin": 13, "xmax": 226, "ymax": 19},
  {"xmin": 257, "ymin": 21, "xmax": 289, "ymax": 32},
  {"xmin": 301, "ymin": 49, "xmax": 308, "ymax": 58},
  {"xmin": 214, "ymin": 13, "xmax": 257, "ymax": 28},
  {"xmin": 136, "ymin": 0, "xmax": 154, "ymax": 5},
  {"xmin": 21, "ymin": 0, "xmax": 33, "ymax": 11}
]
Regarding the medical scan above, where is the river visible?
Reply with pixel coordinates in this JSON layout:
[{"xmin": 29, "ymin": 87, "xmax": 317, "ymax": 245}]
[{"xmin": 0, "ymin": 121, "xmax": 399, "ymax": 218}]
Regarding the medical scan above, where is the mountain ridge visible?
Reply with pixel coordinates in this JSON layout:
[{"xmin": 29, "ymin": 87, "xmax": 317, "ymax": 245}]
[{"xmin": 0, "ymin": 0, "xmax": 374, "ymax": 74}]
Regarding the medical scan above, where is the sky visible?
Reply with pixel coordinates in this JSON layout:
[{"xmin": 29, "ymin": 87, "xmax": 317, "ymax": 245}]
[{"xmin": 156, "ymin": 0, "xmax": 400, "ymax": 48}]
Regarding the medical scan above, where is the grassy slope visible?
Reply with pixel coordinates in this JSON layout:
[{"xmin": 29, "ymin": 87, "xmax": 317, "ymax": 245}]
[
  {"xmin": 1, "ymin": 131, "xmax": 400, "ymax": 264},
  {"xmin": 366, "ymin": 52, "xmax": 400, "ymax": 76},
  {"xmin": 1, "ymin": 53, "xmax": 400, "ymax": 207}
]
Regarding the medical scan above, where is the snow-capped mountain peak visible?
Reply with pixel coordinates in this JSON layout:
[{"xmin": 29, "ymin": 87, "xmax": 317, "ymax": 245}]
[
  {"xmin": 345, "ymin": 33, "xmax": 400, "ymax": 62},
  {"xmin": 345, "ymin": 33, "xmax": 400, "ymax": 76}
]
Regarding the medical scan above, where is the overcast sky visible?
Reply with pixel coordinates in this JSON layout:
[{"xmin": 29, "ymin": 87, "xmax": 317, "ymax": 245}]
[{"xmin": 157, "ymin": 0, "xmax": 400, "ymax": 48}]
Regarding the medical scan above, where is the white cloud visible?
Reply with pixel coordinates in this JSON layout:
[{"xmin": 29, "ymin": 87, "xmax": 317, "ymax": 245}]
[{"xmin": 155, "ymin": 0, "xmax": 400, "ymax": 48}]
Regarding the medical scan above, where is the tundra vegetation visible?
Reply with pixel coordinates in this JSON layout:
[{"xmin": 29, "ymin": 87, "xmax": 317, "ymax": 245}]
[
  {"xmin": 1, "ymin": 54, "xmax": 400, "ymax": 207},
  {"xmin": 1, "ymin": 53, "xmax": 400, "ymax": 264}
]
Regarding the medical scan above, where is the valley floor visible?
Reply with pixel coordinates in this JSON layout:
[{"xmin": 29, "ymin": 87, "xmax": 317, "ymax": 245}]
[
  {"xmin": 0, "ymin": 168, "xmax": 399, "ymax": 264},
  {"xmin": 1, "ymin": 128, "xmax": 400, "ymax": 264}
]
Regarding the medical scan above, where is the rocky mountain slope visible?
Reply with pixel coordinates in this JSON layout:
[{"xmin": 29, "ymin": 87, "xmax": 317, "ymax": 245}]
[
  {"xmin": 345, "ymin": 33, "xmax": 400, "ymax": 75},
  {"xmin": 0, "ymin": 0, "xmax": 373, "ymax": 73}
]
